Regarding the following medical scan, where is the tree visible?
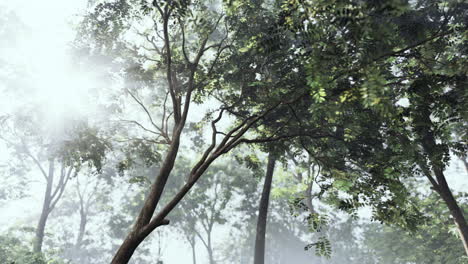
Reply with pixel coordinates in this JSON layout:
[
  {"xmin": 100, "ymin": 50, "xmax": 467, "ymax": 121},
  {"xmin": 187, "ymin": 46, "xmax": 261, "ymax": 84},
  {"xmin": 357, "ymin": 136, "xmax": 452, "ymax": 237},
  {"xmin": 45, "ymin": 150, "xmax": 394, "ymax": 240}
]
[
  {"xmin": 254, "ymin": 152, "xmax": 276, "ymax": 264},
  {"xmin": 78, "ymin": 1, "xmax": 330, "ymax": 262},
  {"xmin": 0, "ymin": 232, "xmax": 66, "ymax": 264},
  {"xmin": 0, "ymin": 113, "xmax": 109, "ymax": 253},
  {"xmin": 362, "ymin": 191, "xmax": 468, "ymax": 264},
  {"xmin": 175, "ymin": 160, "xmax": 245, "ymax": 264},
  {"xmin": 279, "ymin": 0, "xmax": 468, "ymax": 255}
]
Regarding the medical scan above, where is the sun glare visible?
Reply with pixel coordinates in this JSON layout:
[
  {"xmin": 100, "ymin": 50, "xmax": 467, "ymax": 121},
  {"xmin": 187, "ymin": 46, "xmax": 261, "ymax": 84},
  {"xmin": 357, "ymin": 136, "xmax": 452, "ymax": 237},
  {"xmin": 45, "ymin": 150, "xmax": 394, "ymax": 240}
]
[
  {"xmin": 34, "ymin": 65, "xmax": 95, "ymax": 123},
  {"xmin": 0, "ymin": 0, "xmax": 94, "ymax": 128}
]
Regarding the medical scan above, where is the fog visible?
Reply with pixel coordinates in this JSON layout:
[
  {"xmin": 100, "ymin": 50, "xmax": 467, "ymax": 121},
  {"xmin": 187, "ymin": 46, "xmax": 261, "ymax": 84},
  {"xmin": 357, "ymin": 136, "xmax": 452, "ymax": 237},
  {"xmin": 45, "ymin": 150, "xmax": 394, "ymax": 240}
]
[{"xmin": 1, "ymin": 1, "xmax": 467, "ymax": 264}]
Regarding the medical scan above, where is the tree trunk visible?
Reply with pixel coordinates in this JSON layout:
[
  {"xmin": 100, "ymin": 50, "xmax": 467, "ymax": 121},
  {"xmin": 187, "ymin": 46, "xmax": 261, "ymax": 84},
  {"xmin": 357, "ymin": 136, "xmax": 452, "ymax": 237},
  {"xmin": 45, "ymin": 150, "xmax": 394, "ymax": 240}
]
[
  {"xmin": 208, "ymin": 247, "xmax": 215, "ymax": 264},
  {"xmin": 111, "ymin": 231, "xmax": 147, "ymax": 264},
  {"xmin": 33, "ymin": 203, "xmax": 51, "ymax": 253},
  {"xmin": 207, "ymin": 233, "xmax": 215, "ymax": 264},
  {"xmin": 433, "ymin": 168, "xmax": 468, "ymax": 255},
  {"xmin": 413, "ymin": 93, "xmax": 468, "ymax": 256},
  {"xmin": 111, "ymin": 130, "xmax": 182, "ymax": 264},
  {"xmin": 76, "ymin": 207, "xmax": 87, "ymax": 248},
  {"xmin": 254, "ymin": 154, "xmax": 276, "ymax": 264},
  {"xmin": 33, "ymin": 159, "xmax": 54, "ymax": 253},
  {"xmin": 190, "ymin": 239, "xmax": 197, "ymax": 264},
  {"xmin": 134, "ymin": 136, "xmax": 181, "ymax": 230}
]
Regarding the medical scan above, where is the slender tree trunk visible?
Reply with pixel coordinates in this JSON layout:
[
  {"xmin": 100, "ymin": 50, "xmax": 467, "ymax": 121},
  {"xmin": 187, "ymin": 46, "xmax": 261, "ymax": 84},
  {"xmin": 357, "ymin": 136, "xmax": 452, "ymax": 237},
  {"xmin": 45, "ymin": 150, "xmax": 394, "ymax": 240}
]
[
  {"xmin": 76, "ymin": 207, "xmax": 87, "ymax": 248},
  {"xmin": 196, "ymin": 226, "xmax": 215, "ymax": 264},
  {"xmin": 304, "ymin": 176, "xmax": 314, "ymax": 215},
  {"xmin": 433, "ymin": 168, "xmax": 468, "ymax": 255},
  {"xmin": 208, "ymin": 247, "xmax": 215, "ymax": 264},
  {"xmin": 190, "ymin": 239, "xmax": 197, "ymax": 264},
  {"xmin": 70, "ymin": 208, "xmax": 88, "ymax": 262},
  {"xmin": 254, "ymin": 154, "xmax": 276, "ymax": 264},
  {"xmin": 33, "ymin": 202, "xmax": 51, "ymax": 253},
  {"xmin": 207, "ymin": 233, "xmax": 215, "ymax": 264},
  {"xmin": 413, "ymin": 94, "xmax": 468, "ymax": 256},
  {"xmin": 134, "ymin": 136, "xmax": 181, "ymax": 230},
  {"xmin": 33, "ymin": 159, "xmax": 54, "ymax": 253}
]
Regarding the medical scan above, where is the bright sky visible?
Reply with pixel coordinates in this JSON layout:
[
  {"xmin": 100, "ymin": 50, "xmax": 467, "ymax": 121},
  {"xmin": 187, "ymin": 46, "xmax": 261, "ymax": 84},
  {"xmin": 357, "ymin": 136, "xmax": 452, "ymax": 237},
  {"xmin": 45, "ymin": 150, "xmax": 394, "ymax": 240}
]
[{"xmin": 0, "ymin": 0, "xmax": 195, "ymax": 262}]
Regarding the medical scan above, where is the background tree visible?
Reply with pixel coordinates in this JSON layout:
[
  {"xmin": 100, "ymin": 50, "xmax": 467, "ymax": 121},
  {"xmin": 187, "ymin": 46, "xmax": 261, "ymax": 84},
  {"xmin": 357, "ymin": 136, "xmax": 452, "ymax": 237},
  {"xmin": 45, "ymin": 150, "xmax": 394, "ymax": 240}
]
[{"xmin": 0, "ymin": 111, "xmax": 110, "ymax": 253}]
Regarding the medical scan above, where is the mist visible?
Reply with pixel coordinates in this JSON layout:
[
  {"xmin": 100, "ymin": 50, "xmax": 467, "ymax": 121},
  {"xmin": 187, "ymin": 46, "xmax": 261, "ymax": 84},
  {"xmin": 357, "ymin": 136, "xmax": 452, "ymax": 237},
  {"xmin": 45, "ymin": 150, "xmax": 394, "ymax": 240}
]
[{"xmin": 1, "ymin": 1, "xmax": 467, "ymax": 264}]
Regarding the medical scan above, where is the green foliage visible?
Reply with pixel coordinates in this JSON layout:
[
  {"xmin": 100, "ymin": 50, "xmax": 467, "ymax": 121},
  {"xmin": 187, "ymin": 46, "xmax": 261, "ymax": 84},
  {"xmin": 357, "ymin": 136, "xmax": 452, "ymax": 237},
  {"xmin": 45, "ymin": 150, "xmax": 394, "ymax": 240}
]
[
  {"xmin": 0, "ymin": 234, "xmax": 66, "ymax": 264},
  {"xmin": 271, "ymin": 0, "xmax": 468, "ymax": 233},
  {"xmin": 234, "ymin": 152, "xmax": 264, "ymax": 178},
  {"xmin": 363, "ymin": 193, "xmax": 468, "ymax": 264},
  {"xmin": 304, "ymin": 235, "xmax": 332, "ymax": 258},
  {"xmin": 116, "ymin": 139, "xmax": 162, "ymax": 175},
  {"xmin": 59, "ymin": 123, "xmax": 111, "ymax": 173},
  {"xmin": 306, "ymin": 213, "xmax": 329, "ymax": 233}
]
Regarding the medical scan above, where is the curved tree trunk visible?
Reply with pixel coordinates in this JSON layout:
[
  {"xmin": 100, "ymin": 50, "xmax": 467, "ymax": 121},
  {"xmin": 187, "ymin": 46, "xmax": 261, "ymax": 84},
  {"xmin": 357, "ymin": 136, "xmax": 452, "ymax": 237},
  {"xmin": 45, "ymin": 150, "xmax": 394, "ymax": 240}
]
[
  {"xmin": 254, "ymin": 154, "xmax": 276, "ymax": 264},
  {"xmin": 33, "ymin": 160, "xmax": 54, "ymax": 253},
  {"xmin": 415, "ymin": 102, "xmax": 468, "ymax": 256},
  {"xmin": 111, "ymin": 134, "xmax": 182, "ymax": 264},
  {"xmin": 33, "ymin": 200, "xmax": 51, "ymax": 253},
  {"xmin": 111, "ymin": 232, "xmax": 146, "ymax": 264},
  {"xmin": 76, "ymin": 207, "xmax": 87, "ymax": 249},
  {"xmin": 207, "ymin": 244, "xmax": 215, "ymax": 264},
  {"xmin": 190, "ymin": 239, "xmax": 197, "ymax": 264},
  {"xmin": 434, "ymin": 169, "xmax": 468, "ymax": 255}
]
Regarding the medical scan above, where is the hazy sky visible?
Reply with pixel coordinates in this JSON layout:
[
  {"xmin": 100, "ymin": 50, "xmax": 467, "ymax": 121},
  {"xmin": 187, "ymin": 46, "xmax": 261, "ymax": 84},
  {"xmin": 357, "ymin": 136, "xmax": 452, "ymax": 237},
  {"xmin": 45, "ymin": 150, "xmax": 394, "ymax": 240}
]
[{"xmin": 0, "ymin": 1, "xmax": 195, "ymax": 262}]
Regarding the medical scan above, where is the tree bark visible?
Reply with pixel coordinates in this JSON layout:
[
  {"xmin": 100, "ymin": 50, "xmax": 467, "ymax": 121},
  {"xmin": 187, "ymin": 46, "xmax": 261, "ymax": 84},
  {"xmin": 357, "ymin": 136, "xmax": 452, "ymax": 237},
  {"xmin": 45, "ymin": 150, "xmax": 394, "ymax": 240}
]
[
  {"xmin": 33, "ymin": 201, "xmax": 51, "ymax": 253},
  {"xmin": 33, "ymin": 159, "xmax": 54, "ymax": 253},
  {"xmin": 134, "ymin": 134, "xmax": 181, "ymax": 230},
  {"xmin": 412, "ymin": 91, "xmax": 468, "ymax": 256},
  {"xmin": 415, "ymin": 104, "xmax": 468, "ymax": 256},
  {"xmin": 207, "ymin": 233, "xmax": 215, "ymax": 264},
  {"xmin": 76, "ymin": 207, "xmax": 87, "ymax": 248},
  {"xmin": 111, "ymin": 232, "xmax": 146, "ymax": 264},
  {"xmin": 254, "ymin": 154, "xmax": 276, "ymax": 264},
  {"xmin": 111, "ymin": 128, "xmax": 182, "ymax": 264},
  {"xmin": 190, "ymin": 239, "xmax": 197, "ymax": 264},
  {"xmin": 433, "ymin": 168, "xmax": 468, "ymax": 255}
]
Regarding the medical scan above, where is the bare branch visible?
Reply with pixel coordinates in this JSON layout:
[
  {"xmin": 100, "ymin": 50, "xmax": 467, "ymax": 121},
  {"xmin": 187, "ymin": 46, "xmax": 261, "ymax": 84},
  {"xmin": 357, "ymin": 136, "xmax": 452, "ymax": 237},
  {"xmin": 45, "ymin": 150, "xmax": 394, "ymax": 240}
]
[
  {"xmin": 50, "ymin": 166, "xmax": 73, "ymax": 211},
  {"xmin": 126, "ymin": 89, "xmax": 166, "ymax": 136},
  {"xmin": 19, "ymin": 139, "xmax": 49, "ymax": 181},
  {"xmin": 151, "ymin": 15, "xmax": 165, "ymax": 41},
  {"xmin": 152, "ymin": 1, "xmax": 164, "ymax": 18},
  {"xmin": 238, "ymin": 132, "xmax": 332, "ymax": 145},
  {"xmin": 138, "ymin": 32, "xmax": 162, "ymax": 55},
  {"xmin": 178, "ymin": 17, "xmax": 192, "ymax": 64},
  {"xmin": 50, "ymin": 162, "xmax": 67, "ymax": 200},
  {"xmin": 120, "ymin": 119, "xmax": 160, "ymax": 136},
  {"xmin": 161, "ymin": 10, "xmax": 181, "ymax": 124},
  {"xmin": 194, "ymin": 229, "xmax": 209, "ymax": 249},
  {"xmin": 190, "ymin": 108, "xmax": 225, "ymax": 178}
]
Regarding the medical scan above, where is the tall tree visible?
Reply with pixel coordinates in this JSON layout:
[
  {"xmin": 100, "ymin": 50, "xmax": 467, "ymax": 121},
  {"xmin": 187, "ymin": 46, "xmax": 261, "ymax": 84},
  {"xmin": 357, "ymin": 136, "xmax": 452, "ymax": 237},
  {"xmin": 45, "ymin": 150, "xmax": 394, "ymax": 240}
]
[
  {"xmin": 78, "ymin": 1, "xmax": 328, "ymax": 262},
  {"xmin": 254, "ymin": 153, "xmax": 276, "ymax": 264},
  {"xmin": 0, "ymin": 114, "xmax": 109, "ymax": 253}
]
